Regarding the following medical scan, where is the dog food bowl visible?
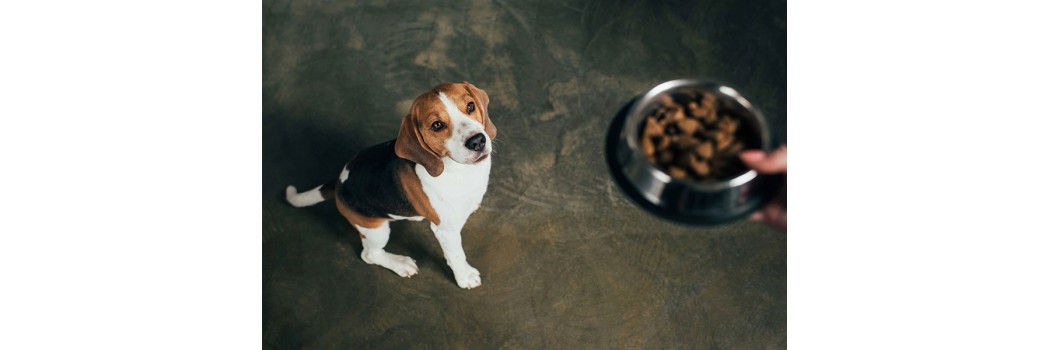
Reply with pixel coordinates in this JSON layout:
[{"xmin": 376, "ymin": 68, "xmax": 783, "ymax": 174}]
[{"xmin": 605, "ymin": 79, "xmax": 783, "ymax": 225}]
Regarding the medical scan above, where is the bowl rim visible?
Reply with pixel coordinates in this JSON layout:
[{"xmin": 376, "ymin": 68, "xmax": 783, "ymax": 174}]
[{"xmin": 621, "ymin": 78, "xmax": 772, "ymax": 192}]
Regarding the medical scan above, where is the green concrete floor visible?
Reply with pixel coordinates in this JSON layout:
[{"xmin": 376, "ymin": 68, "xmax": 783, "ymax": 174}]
[{"xmin": 263, "ymin": 0, "xmax": 786, "ymax": 348}]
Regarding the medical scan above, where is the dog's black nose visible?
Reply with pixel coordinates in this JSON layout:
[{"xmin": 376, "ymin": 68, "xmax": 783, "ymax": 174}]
[{"xmin": 465, "ymin": 133, "xmax": 486, "ymax": 152}]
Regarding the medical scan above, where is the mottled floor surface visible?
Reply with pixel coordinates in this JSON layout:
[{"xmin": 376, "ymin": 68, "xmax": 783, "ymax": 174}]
[{"xmin": 263, "ymin": 0, "xmax": 786, "ymax": 348}]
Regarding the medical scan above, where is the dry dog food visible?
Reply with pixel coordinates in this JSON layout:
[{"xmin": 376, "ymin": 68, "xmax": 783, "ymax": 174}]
[{"xmin": 639, "ymin": 92, "xmax": 751, "ymax": 181}]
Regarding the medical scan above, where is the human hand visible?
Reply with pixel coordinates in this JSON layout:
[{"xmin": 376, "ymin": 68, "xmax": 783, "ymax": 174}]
[{"xmin": 740, "ymin": 146, "xmax": 786, "ymax": 232}]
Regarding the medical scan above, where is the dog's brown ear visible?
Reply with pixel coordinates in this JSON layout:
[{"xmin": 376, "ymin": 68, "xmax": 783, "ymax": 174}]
[
  {"xmin": 395, "ymin": 105, "xmax": 444, "ymax": 177},
  {"xmin": 463, "ymin": 81, "xmax": 496, "ymax": 139}
]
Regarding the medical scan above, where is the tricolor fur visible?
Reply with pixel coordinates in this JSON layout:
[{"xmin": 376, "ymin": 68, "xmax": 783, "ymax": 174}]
[{"xmin": 285, "ymin": 82, "xmax": 496, "ymax": 289}]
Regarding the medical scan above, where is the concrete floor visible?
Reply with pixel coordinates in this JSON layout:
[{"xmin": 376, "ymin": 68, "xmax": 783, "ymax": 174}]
[{"xmin": 263, "ymin": 0, "xmax": 785, "ymax": 348}]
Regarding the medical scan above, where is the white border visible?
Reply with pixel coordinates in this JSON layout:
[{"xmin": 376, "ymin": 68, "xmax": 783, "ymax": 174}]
[
  {"xmin": 791, "ymin": 1, "xmax": 1050, "ymax": 348},
  {"xmin": 0, "ymin": 1, "xmax": 261, "ymax": 348}
]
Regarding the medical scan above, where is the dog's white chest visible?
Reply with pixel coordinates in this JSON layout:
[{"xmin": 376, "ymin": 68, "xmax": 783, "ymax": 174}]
[{"xmin": 416, "ymin": 157, "xmax": 491, "ymax": 223}]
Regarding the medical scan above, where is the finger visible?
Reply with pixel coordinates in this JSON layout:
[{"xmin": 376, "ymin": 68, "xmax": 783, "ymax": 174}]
[
  {"xmin": 750, "ymin": 210, "xmax": 766, "ymax": 222},
  {"xmin": 740, "ymin": 146, "xmax": 786, "ymax": 174},
  {"xmin": 762, "ymin": 204, "xmax": 787, "ymax": 232}
]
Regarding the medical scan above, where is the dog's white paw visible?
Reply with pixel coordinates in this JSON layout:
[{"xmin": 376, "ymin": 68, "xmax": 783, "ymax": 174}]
[
  {"xmin": 386, "ymin": 254, "xmax": 419, "ymax": 278},
  {"xmin": 363, "ymin": 251, "xmax": 418, "ymax": 278},
  {"xmin": 454, "ymin": 266, "xmax": 481, "ymax": 289}
]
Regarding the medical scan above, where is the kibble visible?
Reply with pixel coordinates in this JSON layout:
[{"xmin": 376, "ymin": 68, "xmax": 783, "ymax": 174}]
[
  {"xmin": 676, "ymin": 118, "xmax": 701, "ymax": 135},
  {"xmin": 697, "ymin": 141, "xmax": 714, "ymax": 159},
  {"xmin": 668, "ymin": 166, "xmax": 688, "ymax": 179},
  {"xmin": 640, "ymin": 91, "xmax": 752, "ymax": 181}
]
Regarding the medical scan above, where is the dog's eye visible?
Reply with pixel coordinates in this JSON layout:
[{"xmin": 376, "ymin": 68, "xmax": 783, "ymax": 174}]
[
  {"xmin": 430, "ymin": 121, "xmax": 446, "ymax": 131},
  {"xmin": 466, "ymin": 101, "xmax": 475, "ymax": 114}
]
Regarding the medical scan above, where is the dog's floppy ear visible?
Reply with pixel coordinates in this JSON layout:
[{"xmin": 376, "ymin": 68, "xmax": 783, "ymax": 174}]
[
  {"xmin": 463, "ymin": 81, "xmax": 496, "ymax": 139},
  {"xmin": 395, "ymin": 103, "xmax": 444, "ymax": 177}
]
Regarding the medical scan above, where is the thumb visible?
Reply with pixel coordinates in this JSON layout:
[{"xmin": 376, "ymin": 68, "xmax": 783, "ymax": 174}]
[{"xmin": 740, "ymin": 146, "xmax": 786, "ymax": 174}]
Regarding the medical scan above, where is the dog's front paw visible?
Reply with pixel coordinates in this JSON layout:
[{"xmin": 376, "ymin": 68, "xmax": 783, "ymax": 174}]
[{"xmin": 454, "ymin": 266, "xmax": 481, "ymax": 289}]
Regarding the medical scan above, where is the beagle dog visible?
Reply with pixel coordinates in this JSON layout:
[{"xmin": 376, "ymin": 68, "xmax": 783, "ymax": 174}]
[{"xmin": 285, "ymin": 82, "xmax": 496, "ymax": 289}]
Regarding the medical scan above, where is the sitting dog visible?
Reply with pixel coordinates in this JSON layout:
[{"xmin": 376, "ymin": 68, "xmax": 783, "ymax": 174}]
[{"xmin": 285, "ymin": 82, "xmax": 496, "ymax": 289}]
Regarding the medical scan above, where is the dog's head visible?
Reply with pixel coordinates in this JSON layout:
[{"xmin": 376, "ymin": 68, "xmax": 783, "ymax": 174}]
[{"xmin": 395, "ymin": 82, "xmax": 497, "ymax": 177}]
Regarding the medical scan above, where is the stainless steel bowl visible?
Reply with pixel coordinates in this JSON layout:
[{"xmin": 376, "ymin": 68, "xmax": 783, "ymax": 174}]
[{"xmin": 605, "ymin": 79, "xmax": 783, "ymax": 225}]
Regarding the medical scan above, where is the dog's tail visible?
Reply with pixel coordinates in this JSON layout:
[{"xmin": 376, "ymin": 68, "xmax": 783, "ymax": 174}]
[{"xmin": 285, "ymin": 179, "xmax": 338, "ymax": 207}]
